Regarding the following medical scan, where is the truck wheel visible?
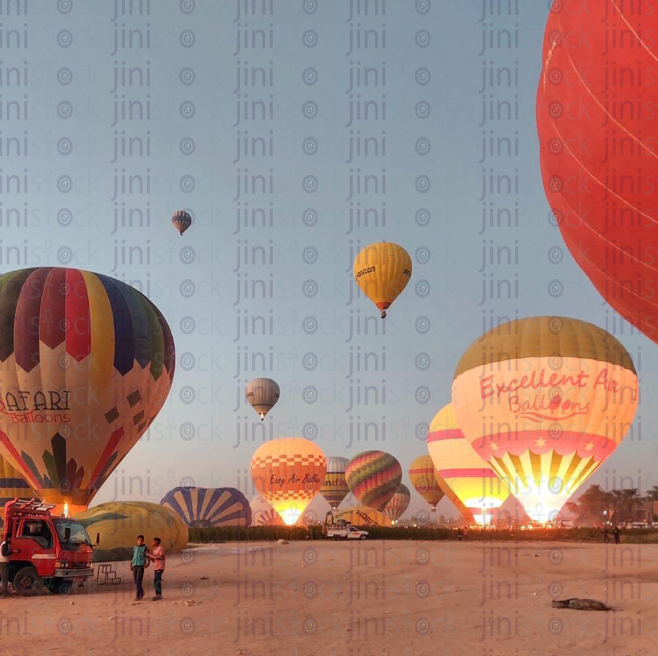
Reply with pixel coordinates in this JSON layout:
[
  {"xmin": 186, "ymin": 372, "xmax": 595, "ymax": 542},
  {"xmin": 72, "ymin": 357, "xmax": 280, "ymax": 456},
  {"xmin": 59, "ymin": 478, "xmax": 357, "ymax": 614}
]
[
  {"xmin": 54, "ymin": 579, "xmax": 73, "ymax": 595},
  {"xmin": 13, "ymin": 567, "xmax": 44, "ymax": 596},
  {"xmin": 360, "ymin": 534, "xmax": 367, "ymax": 540}
]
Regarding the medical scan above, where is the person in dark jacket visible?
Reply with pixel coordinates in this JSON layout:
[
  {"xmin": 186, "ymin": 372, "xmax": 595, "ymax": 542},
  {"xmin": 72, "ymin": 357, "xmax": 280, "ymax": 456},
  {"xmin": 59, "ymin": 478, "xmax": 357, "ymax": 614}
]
[
  {"xmin": 0, "ymin": 538, "xmax": 17, "ymax": 597},
  {"xmin": 613, "ymin": 526, "xmax": 621, "ymax": 544}
]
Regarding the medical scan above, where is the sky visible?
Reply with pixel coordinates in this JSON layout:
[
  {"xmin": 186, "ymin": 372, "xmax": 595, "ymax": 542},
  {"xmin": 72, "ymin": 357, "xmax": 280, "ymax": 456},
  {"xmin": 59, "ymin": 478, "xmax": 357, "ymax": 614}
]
[{"xmin": 3, "ymin": 0, "xmax": 655, "ymax": 520}]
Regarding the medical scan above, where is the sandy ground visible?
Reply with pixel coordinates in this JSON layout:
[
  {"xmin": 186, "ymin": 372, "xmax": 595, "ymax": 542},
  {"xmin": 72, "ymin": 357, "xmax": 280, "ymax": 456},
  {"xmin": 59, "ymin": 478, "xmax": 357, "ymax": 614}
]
[{"xmin": 0, "ymin": 539, "xmax": 656, "ymax": 655}]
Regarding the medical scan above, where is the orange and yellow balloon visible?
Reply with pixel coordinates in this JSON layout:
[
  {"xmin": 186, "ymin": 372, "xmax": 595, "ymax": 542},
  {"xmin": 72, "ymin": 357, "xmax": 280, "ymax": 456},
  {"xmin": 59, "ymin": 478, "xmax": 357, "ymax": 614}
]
[
  {"xmin": 353, "ymin": 242, "xmax": 412, "ymax": 318},
  {"xmin": 451, "ymin": 316, "xmax": 639, "ymax": 523},
  {"xmin": 384, "ymin": 484, "xmax": 411, "ymax": 523},
  {"xmin": 409, "ymin": 455, "xmax": 445, "ymax": 512},
  {"xmin": 250, "ymin": 438, "xmax": 326, "ymax": 525}
]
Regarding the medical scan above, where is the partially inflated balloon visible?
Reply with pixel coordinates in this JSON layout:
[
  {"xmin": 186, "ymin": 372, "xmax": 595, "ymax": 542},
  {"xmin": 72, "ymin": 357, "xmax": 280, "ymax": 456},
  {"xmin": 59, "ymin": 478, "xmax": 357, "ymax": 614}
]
[
  {"xmin": 409, "ymin": 456, "xmax": 445, "ymax": 512},
  {"xmin": 0, "ymin": 455, "xmax": 34, "ymax": 522},
  {"xmin": 245, "ymin": 378, "xmax": 280, "ymax": 420},
  {"xmin": 384, "ymin": 484, "xmax": 411, "ymax": 523},
  {"xmin": 427, "ymin": 404, "xmax": 509, "ymax": 525},
  {"xmin": 345, "ymin": 450, "xmax": 402, "ymax": 511},
  {"xmin": 250, "ymin": 495, "xmax": 284, "ymax": 527},
  {"xmin": 250, "ymin": 438, "xmax": 326, "ymax": 525},
  {"xmin": 334, "ymin": 505, "xmax": 389, "ymax": 528},
  {"xmin": 353, "ymin": 242, "xmax": 412, "ymax": 318},
  {"xmin": 171, "ymin": 210, "xmax": 192, "ymax": 236},
  {"xmin": 319, "ymin": 456, "xmax": 350, "ymax": 509},
  {"xmin": 161, "ymin": 487, "xmax": 252, "ymax": 528},
  {"xmin": 452, "ymin": 317, "xmax": 638, "ymax": 523},
  {"xmin": 0, "ymin": 268, "xmax": 175, "ymax": 515}
]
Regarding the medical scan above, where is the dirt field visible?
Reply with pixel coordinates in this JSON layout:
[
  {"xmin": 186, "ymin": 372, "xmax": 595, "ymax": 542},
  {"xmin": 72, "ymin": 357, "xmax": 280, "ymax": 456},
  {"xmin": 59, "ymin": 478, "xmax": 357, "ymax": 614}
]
[{"xmin": 1, "ymin": 539, "xmax": 656, "ymax": 655}]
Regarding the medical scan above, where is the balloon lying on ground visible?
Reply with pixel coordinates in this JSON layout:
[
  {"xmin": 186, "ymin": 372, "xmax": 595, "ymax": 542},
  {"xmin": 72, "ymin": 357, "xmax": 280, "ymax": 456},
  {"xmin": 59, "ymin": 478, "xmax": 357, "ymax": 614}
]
[
  {"xmin": 161, "ymin": 487, "xmax": 251, "ymax": 528},
  {"xmin": 409, "ymin": 455, "xmax": 445, "ymax": 512},
  {"xmin": 171, "ymin": 210, "xmax": 192, "ymax": 236},
  {"xmin": 319, "ymin": 456, "xmax": 350, "ymax": 509},
  {"xmin": 345, "ymin": 450, "xmax": 402, "ymax": 512},
  {"xmin": 427, "ymin": 404, "xmax": 509, "ymax": 526},
  {"xmin": 245, "ymin": 378, "xmax": 280, "ymax": 420},
  {"xmin": 333, "ymin": 505, "xmax": 389, "ymax": 528},
  {"xmin": 75, "ymin": 501, "xmax": 188, "ymax": 562},
  {"xmin": 0, "ymin": 268, "xmax": 175, "ymax": 515},
  {"xmin": 250, "ymin": 437, "xmax": 326, "ymax": 525},
  {"xmin": 384, "ymin": 484, "xmax": 411, "ymax": 523},
  {"xmin": 451, "ymin": 316, "xmax": 639, "ymax": 523}
]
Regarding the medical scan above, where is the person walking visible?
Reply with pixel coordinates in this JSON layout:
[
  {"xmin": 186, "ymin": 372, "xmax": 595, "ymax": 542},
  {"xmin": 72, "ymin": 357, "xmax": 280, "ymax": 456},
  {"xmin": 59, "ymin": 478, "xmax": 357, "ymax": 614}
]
[
  {"xmin": 603, "ymin": 526, "xmax": 610, "ymax": 544},
  {"xmin": 613, "ymin": 526, "xmax": 621, "ymax": 544},
  {"xmin": 130, "ymin": 535, "xmax": 149, "ymax": 601},
  {"xmin": 146, "ymin": 537, "xmax": 165, "ymax": 601}
]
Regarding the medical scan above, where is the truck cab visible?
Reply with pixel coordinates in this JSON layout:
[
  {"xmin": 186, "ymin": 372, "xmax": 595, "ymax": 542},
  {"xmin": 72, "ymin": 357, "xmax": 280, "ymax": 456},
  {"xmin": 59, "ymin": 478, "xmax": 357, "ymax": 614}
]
[{"xmin": 3, "ymin": 498, "xmax": 97, "ymax": 595}]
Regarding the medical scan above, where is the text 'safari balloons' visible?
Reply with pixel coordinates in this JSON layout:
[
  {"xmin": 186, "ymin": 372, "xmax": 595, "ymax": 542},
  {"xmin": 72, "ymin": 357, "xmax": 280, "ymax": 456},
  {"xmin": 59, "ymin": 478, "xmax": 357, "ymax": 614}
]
[
  {"xmin": 161, "ymin": 487, "xmax": 252, "ymax": 528},
  {"xmin": 0, "ymin": 455, "xmax": 35, "ymax": 523},
  {"xmin": 0, "ymin": 268, "xmax": 175, "ymax": 515},
  {"xmin": 427, "ymin": 404, "xmax": 509, "ymax": 526},
  {"xmin": 409, "ymin": 455, "xmax": 445, "ymax": 512},
  {"xmin": 384, "ymin": 484, "xmax": 411, "ymax": 523},
  {"xmin": 452, "ymin": 317, "xmax": 639, "ymax": 523},
  {"xmin": 250, "ymin": 438, "xmax": 326, "ymax": 525},
  {"xmin": 353, "ymin": 242, "xmax": 412, "ymax": 318},
  {"xmin": 171, "ymin": 210, "xmax": 192, "ymax": 236},
  {"xmin": 345, "ymin": 450, "xmax": 402, "ymax": 512},
  {"xmin": 537, "ymin": 3, "xmax": 658, "ymax": 344},
  {"xmin": 245, "ymin": 378, "xmax": 280, "ymax": 420},
  {"xmin": 319, "ymin": 456, "xmax": 350, "ymax": 509}
]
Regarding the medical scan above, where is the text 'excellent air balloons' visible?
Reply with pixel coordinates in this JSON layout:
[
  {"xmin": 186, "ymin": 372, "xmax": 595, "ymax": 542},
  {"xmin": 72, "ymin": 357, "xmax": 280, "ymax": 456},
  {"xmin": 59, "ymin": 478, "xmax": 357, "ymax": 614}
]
[
  {"xmin": 427, "ymin": 404, "xmax": 510, "ymax": 526},
  {"xmin": 319, "ymin": 456, "xmax": 350, "ymax": 509},
  {"xmin": 384, "ymin": 484, "xmax": 411, "ymax": 523},
  {"xmin": 250, "ymin": 438, "xmax": 326, "ymax": 525},
  {"xmin": 353, "ymin": 242, "xmax": 412, "ymax": 319},
  {"xmin": 245, "ymin": 378, "xmax": 280, "ymax": 420},
  {"xmin": 161, "ymin": 487, "xmax": 252, "ymax": 528},
  {"xmin": 409, "ymin": 455, "xmax": 445, "ymax": 512},
  {"xmin": 0, "ymin": 268, "xmax": 175, "ymax": 515},
  {"xmin": 345, "ymin": 450, "xmax": 402, "ymax": 512},
  {"xmin": 171, "ymin": 210, "xmax": 192, "ymax": 236},
  {"xmin": 537, "ymin": 3, "xmax": 658, "ymax": 344},
  {"xmin": 451, "ymin": 316, "xmax": 639, "ymax": 523}
]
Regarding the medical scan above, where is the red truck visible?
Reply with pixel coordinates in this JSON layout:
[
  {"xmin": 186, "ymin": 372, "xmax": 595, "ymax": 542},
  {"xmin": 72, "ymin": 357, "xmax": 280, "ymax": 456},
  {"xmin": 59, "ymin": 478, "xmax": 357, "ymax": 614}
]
[{"xmin": 2, "ymin": 498, "xmax": 98, "ymax": 595}]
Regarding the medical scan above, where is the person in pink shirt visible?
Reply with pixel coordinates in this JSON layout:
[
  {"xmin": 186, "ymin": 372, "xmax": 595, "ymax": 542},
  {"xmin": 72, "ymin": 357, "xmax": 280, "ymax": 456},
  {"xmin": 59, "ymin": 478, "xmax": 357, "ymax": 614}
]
[{"xmin": 146, "ymin": 537, "xmax": 165, "ymax": 601}]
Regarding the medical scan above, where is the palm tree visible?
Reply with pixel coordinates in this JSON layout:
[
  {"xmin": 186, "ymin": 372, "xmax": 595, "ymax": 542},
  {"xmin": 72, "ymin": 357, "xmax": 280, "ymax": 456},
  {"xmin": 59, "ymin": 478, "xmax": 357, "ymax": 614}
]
[
  {"xmin": 646, "ymin": 486, "xmax": 658, "ymax": 502},
  {"xmin": 610, "ymin": 489, "xmax": 643, "ymax": 523},
  {"xmin": 576, "ymin": 484, "xmax": 612, "ymax": 523}
]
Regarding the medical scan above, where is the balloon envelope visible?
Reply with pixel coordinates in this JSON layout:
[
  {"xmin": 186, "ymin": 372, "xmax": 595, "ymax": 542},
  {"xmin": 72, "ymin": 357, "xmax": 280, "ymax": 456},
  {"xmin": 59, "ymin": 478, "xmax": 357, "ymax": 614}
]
[
  {"xmin": 451, "ymin": 317, "xmax": 638, "ymax": 522},
  {"xmin": 319, "ymin": 456, "xmax": 350, "ymax": 509},
  {"xmin": 384, "ymin": 484, "xmax": 411, "ymax": 522},
  {"xmin": 333, "ymin": 505, "xmax": 389, "ymax": 528},
  {"xmin": 0, "ymin": 455, "xmax": 35, "ymax": 524},
  {"xmin": 250, "ymin": 495, "xmax": 284, "ymax": 527},
  {"xmin": 345, "ymin": 450, "xmax": 402, "ymax": 512},
  {"xmin": 161, "ymin": 487, "xmax": 251, "ymax": 528},
  {"xmin": 171, "ymin": 210, "xmax": 192, "ymax": 236},
  {"xmin": 408, "ymin": 455, "xmax": 445, "ymax": 511},
  {"xmin": 245, "ymin": 378, "xmax": 280, "ymax": 420}
]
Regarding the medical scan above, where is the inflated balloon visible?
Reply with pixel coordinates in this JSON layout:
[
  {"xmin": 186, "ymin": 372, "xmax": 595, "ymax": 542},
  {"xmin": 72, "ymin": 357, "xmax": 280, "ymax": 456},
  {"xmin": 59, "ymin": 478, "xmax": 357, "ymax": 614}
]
[
  {"xmin": 250, "ymin": 495, "xmax": 284, "ymax": 527},
  {"xmin": 245, "ymin": 378, "xmax": 280, "ymax": 420},
  {"xmin": 452, "ymin": 317, "xmax": 639, "ymax": 523},
  {"xmin": 250, "ymin": 438, "xmax": 326, "ymax": 525},
  {"xmin": 537, "ymin": 3, "xmax": 658, "ymax": 343},
  {"xmin": 0, "ymin": 268, "xmax": 175, "ymax": 515},
  {"xmin": 353, "ymin": 242, "xmax": 412, "ymax": 318},
  {"xmin": 384, "ymin": 484, "xmax": 411, "ymax": 523},
  {"xmin": 333, "ymin": 505, "xmax": 389, "ymax": 528},
  {"xmin": 409, "ymin": 455, "xmax": 445, "ymax": 512},
  {"xmin": 0, "ymin": 455, "xmax": 34, "ymax": 522},
  {"xmin": 319, "ymin": 456, "xmax": 350, "ymax": 509},
  {"xmin": 171, "ymin": 210, "xmax": 192, "ymax": 236},
  {"xmin": 345, "ymin": 450, "xmax": 402, "ymax": 511},
  {"xmin": 427, "ymin": 404, "xmax": 510, "ymax": 525},
  {"xmin": 161, "ymin": 487, "xmax": 252, "ymax": 528}
]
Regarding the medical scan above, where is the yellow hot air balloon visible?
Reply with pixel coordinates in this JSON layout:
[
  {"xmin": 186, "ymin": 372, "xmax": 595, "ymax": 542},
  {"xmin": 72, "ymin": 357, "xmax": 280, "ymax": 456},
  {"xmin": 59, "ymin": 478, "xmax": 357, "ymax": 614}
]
[
  {"xmin": 334, "ymin": 504, "xmax": 389, "ymax": 528},
  {"xmin": 246, "ymin": 378, "xmax": 280, "ymax": 420},
  {"xmin": 427, "ymin": 404, "xmax": 510, "ymax": 526},
  {"xmin": 409, "ymin": 455, "xmax": 445, "ymax": 512},
  {"xmin": 353, "ymin": 242, "xmax": 412, "ymax": 318},
  {"xmin": 0, "ymin": 454, "xmax": 36, "ymax": 524},
  {"xmin": 250, "ymin": 438, "xmax": 326, "ymax": 525},
  {"xmin": 451, "ymin": 317, "xmax": 639, "ymax": 523}
]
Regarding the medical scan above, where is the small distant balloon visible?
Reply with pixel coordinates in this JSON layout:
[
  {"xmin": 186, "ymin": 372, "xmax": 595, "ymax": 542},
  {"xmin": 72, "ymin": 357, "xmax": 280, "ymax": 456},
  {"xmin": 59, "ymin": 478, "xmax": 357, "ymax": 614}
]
[
  {"xmin": 246, "ymin": 378, "xmax": 280, "ymax": 420},
  {"xmin": 172, "ymin": 210, "xmax": 192, "ymax": 236}
]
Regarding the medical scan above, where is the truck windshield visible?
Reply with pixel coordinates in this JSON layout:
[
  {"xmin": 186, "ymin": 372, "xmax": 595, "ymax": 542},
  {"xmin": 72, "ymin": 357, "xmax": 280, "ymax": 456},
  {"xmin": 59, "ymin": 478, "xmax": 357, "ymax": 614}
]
[{"xmin": 52, "ymin": 519, "xmax": 92, "ymax": 546}]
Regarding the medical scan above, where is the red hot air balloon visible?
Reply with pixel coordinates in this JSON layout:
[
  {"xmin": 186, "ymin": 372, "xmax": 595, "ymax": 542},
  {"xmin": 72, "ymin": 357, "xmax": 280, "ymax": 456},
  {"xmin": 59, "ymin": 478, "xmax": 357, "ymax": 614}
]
[{"xmin": 537, "ymin": 2, "xmax": 658, "ymax": 343}]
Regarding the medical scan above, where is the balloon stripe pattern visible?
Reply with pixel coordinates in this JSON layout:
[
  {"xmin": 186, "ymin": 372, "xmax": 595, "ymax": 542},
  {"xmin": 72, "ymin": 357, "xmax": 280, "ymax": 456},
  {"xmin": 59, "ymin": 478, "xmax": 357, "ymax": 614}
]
[
  {"xmin": 451, "ymin": 317, "xmax": 638, "ymax": 522},
  {"xmin": 0, "ymin": 268, "xmax": 175, "ymax": 513},
  {"xmin": 384, "ymin": 484, "xmax": 411, "ymax": 522},
  {"xmin": 161, "ymin": 487, "xmax": 252, "ymax": 528},
  {"xmin": 319, "ymin": 456, "xmax": 350, "ymax": 509},
  {"xmin": 408, "ymin": 455, "xmax": 445, "ymax": 511},
  {"xmin": 245, "ymin": 378, "xmax": 280, "ymax": 420},
  {"xmin": 345, "ymin": 451, "xmax": 402, "ymax": 512},
  {"xmin": 172, "ymin": 210, "xmax": 192, "ymax": 236},
  {"xmin": 0, "ymin": 454, "xmax": 33, "ymax": 515}
]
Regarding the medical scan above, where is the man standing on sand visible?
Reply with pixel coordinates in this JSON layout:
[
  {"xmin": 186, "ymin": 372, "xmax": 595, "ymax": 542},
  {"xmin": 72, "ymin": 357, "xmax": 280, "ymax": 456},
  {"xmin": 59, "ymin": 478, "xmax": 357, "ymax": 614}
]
[
  {"xmin": 613, "ymin": 526, "xmax": 621, "ymax": 544},
  {"xmin": 146, "ymin": 537, "xmax": 165, "ymax": 601},
  {"xmin": 0, "ymin": 537, "xmax": 16, "ymax": 597},
  {"xmin": 130, "ymin": 535, "xmax": 149, "ymax": 601}
]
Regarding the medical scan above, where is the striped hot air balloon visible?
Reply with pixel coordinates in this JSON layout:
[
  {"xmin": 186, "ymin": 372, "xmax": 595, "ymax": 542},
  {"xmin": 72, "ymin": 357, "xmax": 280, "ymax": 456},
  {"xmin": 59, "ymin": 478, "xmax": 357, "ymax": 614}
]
[
  {"xmin": 0, "ymin": 268, "xmax": 175, "ymax": 515},
  {"xmin": 384, "ymin": 484, "xmax": 411, "ymax": 523},
  {"xmin": 452, "ymin": 316, "xmax": 639, "ymax": 523},
  {"xmin": 171, "ymin": 210, "xmax": 192, "ymax": 236},
  {"xmin": 408, "ymin": 455, "xmax": 445, "ymax": 512},
  {"xmin": 161, "ymin": 487, "xmax": 252, "ymax": 528},
  {"xmin": 245, "ymin": 378, "xmax": 280, "ymax": 420},
  {"xmin": 0, "ymin": 454, "xmax": 35, "ymax": 523},
  {"xmin": 345, "ymin": 451, "xmax": 402, "ymax": 512},
  {"xmin": 319, "ymin": 456, "xmax": 350, "ymax": 509},
  {"xmin": 427, "ymin": 404, "xmax": 510, "ymax": 526},
  {"xmin": 250, "ymin": 495, "xmax": 284, "ymax": 527}
]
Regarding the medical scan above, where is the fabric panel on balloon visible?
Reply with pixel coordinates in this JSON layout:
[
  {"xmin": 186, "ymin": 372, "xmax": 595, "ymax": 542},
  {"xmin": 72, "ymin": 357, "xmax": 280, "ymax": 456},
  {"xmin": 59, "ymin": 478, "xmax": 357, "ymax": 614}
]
[
  {"xmin": 161, "ymin": 487, "xmax": 252, "ymax": 527},
  {"xmin": 345, "ymin": 451, "xmax": 402, "ymax": 512}
]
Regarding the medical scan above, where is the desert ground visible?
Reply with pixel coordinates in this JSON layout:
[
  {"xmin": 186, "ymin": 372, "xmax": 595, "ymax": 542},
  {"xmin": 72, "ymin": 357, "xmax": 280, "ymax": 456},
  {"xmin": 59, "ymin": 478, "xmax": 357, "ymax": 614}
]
[{"xmin": 0, "ymin": 539, "xmax": 656, "ymax": 656}]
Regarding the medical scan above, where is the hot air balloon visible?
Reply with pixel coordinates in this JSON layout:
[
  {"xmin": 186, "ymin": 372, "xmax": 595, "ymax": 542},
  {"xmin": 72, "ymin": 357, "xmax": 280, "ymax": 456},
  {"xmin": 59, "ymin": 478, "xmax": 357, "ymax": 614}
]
[
  {"xmin": 0, "ymin": 455, "xmax": 35, "ymax": 524},
  {"xmin": 250, "ymin": 495, "xmax": 285, "ymax": 527},
  {"xmin": 334, "ymin": 504, "xmax": 389, "ymax": 528},
  {"xmin": 319, "ymin": 456, "xmax": 350, "ymax": 509},
  {"xmin": 161, "ymin": 487, "xmax": 252, "ymax": 528},
  {"xmin": 353, "ymin": 242, "xmax": 412, "ymax": 319},
  {"xmin": 250, "ymin": 438, "xmax": 326, "ymax": 525},
  {"xmin": 345, "ymin": 450, "xmax": 402, "ymax": 511},
  {"xmin": 171, "ymin": 210, "xmax": 192, "ymax": 236},
  {"xmin": 537, "ymin": 3, "xmax": 658, "ymax": 345},
  {"xmin": 427, "ymin": 404, "xmax": 510, "ymax": 526},
  {"xmin": 408, "ymin": 456, "xmax": 445, "ymax": 512},
  {"xmin": 384, "ymin": 484, "xmax": 411, "ymax": 523},
  {"xmin": 245, "ymin": 378, "xmax": 280, "ymax": 420},
  {"xmin": 0, "ymin": 268, "xmax": 175, "ymax": 515},
  {"xmin": 451, "ymin": 316, "xmax": 639, "ymax": 523}
]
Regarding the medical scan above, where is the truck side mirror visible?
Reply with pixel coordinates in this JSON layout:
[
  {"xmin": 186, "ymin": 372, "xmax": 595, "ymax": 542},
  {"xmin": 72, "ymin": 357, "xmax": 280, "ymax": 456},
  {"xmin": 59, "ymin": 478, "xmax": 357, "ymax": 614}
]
[
  {"xmin": 96, "ymin": 533, "xmax": 100, "ymax": 546},
  {"xmin": 64, "ymin": 527, "xmax": 71, "ymax": 542}
]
